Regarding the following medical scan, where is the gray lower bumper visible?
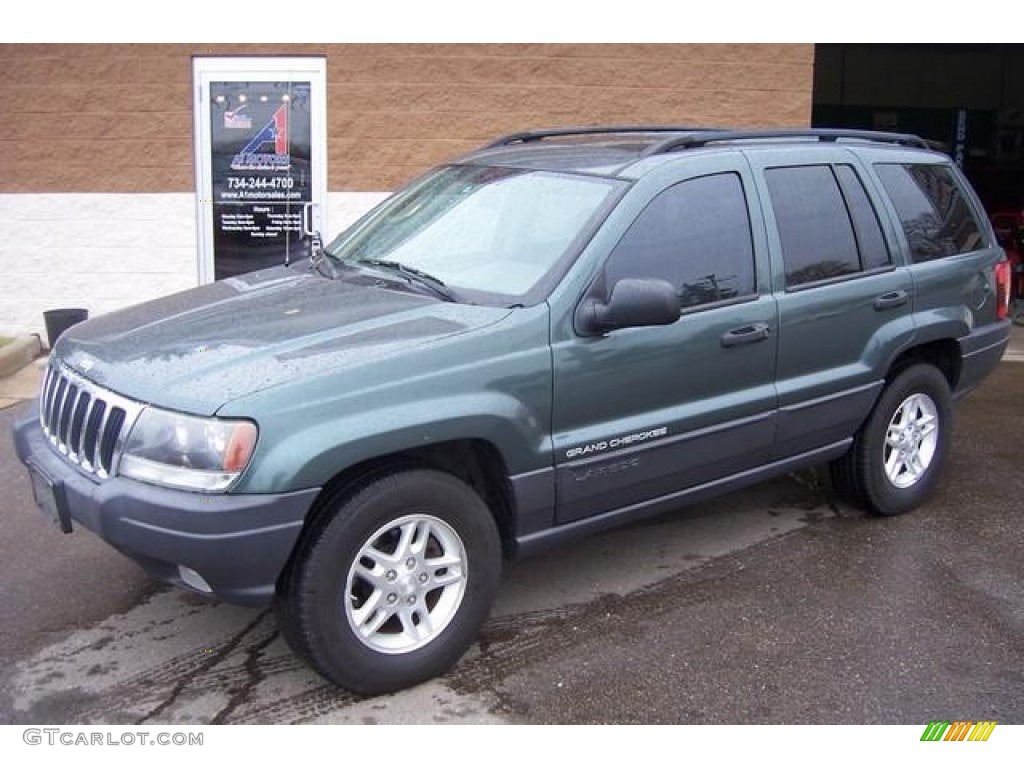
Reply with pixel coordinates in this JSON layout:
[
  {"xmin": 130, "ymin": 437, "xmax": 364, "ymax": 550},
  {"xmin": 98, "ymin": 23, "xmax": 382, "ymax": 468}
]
[{"xmin": 13, "ymin": 405, "xmax": 320, "ymax": 605}]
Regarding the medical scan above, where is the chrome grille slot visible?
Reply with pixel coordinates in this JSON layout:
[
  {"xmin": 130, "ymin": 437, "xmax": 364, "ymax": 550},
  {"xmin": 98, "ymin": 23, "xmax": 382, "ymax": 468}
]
[
  {"xmin": 81, "ymin": 400, "xmax": 106, "ymax": 471},
  {"xmin": 68, "ymin": 391, "xmax": 90, "ymax": 458},
  {"xmin": 57, "ymin": 383, "xmax": 79, "ymax": 450},
  {"xmin": 99, "ymin": 407, "xmax": 126, "ymax": 474},
  {"xmin": 38, "ymin": 363, "xmax": 143, "ymax": 480},
  {"xmin": 48, "ymin": 375, "xmax": 67, "ymax": 437}
]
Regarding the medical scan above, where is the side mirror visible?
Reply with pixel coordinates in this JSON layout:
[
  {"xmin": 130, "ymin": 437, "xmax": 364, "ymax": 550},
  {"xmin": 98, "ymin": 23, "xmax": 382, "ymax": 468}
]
[{"xmin": 577, "ymin": 277, "xmax": 681, "ymax": 336}]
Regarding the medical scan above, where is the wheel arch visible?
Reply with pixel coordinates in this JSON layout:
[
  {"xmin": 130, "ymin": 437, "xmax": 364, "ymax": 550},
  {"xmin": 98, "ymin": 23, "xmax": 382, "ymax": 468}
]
[
  {"xmin": 278, "ymin": 437, "xmax": 519, "ymax": 597},
  {"xmin": 885, "ymin": 338, "xmax": 961, "ymax": 390}
]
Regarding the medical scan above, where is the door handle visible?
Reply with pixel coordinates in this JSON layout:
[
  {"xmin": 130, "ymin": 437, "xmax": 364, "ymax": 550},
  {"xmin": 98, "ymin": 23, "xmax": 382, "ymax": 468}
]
[
  {"xmin": 301, "ymin": 202, "xmax": 317, "ymax": 237},
  {"xmin": 874, "ymin": 290, "xmax": 910, "ymax": 310},
  {"xmin": 720, "ymin": 323, "xmax": 771, "ymax": 348}
]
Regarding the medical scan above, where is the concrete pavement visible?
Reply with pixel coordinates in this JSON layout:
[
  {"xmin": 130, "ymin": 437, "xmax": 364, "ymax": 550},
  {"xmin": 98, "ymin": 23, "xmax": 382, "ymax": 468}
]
[
  {"xmin": 1003, "ymin": 317, "xmax": 1024, "ymax": 362},
  {"xmin": 0, "ymin": 354, "xmax": 46, "ymax": 410}
]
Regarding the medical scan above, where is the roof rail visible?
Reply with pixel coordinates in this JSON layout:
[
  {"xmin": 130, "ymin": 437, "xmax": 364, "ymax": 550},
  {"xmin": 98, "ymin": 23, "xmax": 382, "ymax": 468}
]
[
  {"xmin": 642, "ymin": 128, "xmax": 932, "ymax": 156},
  {"xmin": 484, "ymin": 125, "xmax": 719, "ymax": 149}
]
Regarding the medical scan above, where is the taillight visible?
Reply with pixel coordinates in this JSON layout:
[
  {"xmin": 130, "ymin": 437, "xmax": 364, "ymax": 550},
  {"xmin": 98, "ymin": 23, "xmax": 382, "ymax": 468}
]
[{"xmin": 995, "ymin": 260, "xmax": 1011, "ymax": 321}]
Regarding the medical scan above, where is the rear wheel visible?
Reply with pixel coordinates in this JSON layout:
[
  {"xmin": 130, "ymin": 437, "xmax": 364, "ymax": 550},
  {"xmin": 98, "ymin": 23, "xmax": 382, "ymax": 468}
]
[
  {"xmin": 830, "ymin": 364, "xmax": 952, "ymax": 516},
  {"xmin": 277, "ymin": 469, "xmax": 501, "ymax": 695}
]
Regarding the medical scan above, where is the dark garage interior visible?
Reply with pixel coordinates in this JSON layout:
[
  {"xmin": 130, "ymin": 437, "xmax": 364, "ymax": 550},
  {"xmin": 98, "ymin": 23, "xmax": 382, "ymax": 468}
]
[{"xmin": 813, "ymin": 44, "xmax": 1024, "ymax": 215}]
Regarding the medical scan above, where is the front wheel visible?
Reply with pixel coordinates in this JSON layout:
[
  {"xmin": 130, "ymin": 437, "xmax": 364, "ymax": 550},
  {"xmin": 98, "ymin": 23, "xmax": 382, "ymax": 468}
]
[
  {"xmin": 277, "ymin": 469, "xmax": 502, "ymax": 695},
  {"xmin": 831, "ymin": 364, "xmax": 952, "ymax": 516}
]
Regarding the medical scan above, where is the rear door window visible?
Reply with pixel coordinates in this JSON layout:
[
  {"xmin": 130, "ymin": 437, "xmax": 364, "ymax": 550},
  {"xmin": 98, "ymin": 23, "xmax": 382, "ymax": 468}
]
[{"xmin": 765, "ymin": 165, "xmax": 861, "ymax": 287}]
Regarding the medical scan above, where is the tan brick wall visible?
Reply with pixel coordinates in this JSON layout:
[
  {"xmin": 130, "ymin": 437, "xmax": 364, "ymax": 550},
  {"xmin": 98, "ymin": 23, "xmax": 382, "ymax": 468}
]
[{"xmin": 0, "ymin": 43, "xmax": 814, "ymax": 193}]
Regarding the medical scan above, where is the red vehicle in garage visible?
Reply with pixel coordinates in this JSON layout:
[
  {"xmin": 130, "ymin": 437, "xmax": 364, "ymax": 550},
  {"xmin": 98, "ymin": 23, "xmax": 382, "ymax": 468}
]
[{"xmin": 990, "ymin": 210, "xmax": 1024, "ymax": 314}]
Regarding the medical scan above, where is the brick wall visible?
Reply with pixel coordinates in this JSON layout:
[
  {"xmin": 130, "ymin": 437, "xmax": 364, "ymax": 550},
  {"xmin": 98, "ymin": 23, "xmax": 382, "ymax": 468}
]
[
  {"xmin": 0, "ymin": 43, "xmax": 813, "ymax": 336},
  {"xmin": 1, "ymin": 43, "xmax": 814, "ymax": 193}
]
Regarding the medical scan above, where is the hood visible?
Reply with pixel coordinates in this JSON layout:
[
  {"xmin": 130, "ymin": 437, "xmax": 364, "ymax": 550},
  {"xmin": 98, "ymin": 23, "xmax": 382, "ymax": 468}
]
[{"xmin": 55, "ymin": 265, "xmax": 511, "ymax": 414}]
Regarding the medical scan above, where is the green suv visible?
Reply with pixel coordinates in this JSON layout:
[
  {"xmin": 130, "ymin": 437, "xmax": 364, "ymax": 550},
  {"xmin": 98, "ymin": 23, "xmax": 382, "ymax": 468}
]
[{"xmin": 14, "ymin": 127, "xmax": 1012, "ymax": 694}]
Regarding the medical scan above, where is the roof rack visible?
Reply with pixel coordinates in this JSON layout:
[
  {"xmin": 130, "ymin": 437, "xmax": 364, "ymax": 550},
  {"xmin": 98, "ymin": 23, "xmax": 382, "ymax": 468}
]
[
  {"xmin": 642, "ymin": 128, "xmax": 932, "ymax": 156},
  {"xmin": 484, "ymin": 125, "xmax": 719, "ymax": 149}
]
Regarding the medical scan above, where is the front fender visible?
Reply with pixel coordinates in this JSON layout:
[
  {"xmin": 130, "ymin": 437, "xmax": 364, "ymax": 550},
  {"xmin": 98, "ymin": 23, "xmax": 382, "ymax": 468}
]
[
  {"xmin": 237, "ymin": 392, "xmax": 550, "ymax": 493},
  {"xmin": 213, "ymin": 303, "xmax": 554, "ymax": 495}
]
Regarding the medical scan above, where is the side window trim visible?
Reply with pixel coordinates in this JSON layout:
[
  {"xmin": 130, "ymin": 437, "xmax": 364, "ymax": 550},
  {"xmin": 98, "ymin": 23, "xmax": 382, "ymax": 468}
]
[
  {"xmin": 834, "ymin": 163, "xmax": 892, "ymax": 271},
  {"xmin": 678, "ymin": 291, "xmax": 760, "ymax": 317},
  {"xmin": 783, "ymin": 263, "xmax": 896, "ymax": 293},
  {"xmin": 833, "ymin": 166, "xmax": 867, "ymax": 269},
  {"xmin": 843, "ymin": 156, "xmax": 908, "ymax": 266}
]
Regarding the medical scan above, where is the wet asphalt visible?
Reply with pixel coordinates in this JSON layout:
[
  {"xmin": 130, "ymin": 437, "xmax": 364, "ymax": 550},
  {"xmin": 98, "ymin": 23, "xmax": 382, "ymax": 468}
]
[{"xmin": 0, "ymin": 363, "xmax": 1021, "ymax": 724}]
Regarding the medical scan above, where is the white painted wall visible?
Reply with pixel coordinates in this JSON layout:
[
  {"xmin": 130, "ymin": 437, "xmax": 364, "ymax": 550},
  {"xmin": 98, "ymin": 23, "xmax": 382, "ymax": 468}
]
[{"xmin": 0, "ymin": 192, "xmax": 387, "ymax": 340}]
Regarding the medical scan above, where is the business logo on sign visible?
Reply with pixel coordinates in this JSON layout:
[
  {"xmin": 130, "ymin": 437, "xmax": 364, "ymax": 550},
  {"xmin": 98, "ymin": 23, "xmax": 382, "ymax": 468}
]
[
  {"xmin": 920, "ymin": 721, "xmax": 997, "ymax": 742},
  {"xmin": 231, "ymin": 104, "xmax": 289, "ymax": 171},
  {"xmin": 223, "ymin": 105, "xmax": 252, "ymax": 130}
]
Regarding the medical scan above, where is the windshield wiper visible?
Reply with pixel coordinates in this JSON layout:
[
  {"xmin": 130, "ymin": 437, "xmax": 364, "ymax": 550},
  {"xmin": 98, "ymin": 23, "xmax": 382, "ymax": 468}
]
[
  {"xmin": 308, "ymin": 231, "xmax": 339, "ymax": 279},
  {"xmin": 359, "ymin": 258, "xmax": 457, "ymax": 302}
]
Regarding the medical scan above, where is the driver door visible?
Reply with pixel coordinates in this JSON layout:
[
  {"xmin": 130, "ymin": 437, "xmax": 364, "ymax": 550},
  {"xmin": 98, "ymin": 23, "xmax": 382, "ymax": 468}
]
[{"xmin": 550, "ymin": 159, "xmax": 778, "ymax": 524}]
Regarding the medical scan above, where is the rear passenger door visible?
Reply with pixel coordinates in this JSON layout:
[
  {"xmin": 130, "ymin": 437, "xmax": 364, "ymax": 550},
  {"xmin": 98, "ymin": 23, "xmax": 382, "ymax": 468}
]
[{"xmin": 747, "ymin": 149, "xmax": 916, "ymax": 459}]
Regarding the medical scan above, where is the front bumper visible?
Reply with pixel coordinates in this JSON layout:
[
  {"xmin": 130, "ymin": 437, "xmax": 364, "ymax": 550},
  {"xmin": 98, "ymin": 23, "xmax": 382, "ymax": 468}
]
[{"xmin": 14, "ymin": 404, "xmax": 320, "ymax": 605}]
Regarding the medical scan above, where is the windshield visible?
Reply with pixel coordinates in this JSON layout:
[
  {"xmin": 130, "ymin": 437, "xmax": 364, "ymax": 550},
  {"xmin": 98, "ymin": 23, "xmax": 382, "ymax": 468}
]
[{"xmin": 325, "ymin": 165, "xmax": 623, "ymax": 303}]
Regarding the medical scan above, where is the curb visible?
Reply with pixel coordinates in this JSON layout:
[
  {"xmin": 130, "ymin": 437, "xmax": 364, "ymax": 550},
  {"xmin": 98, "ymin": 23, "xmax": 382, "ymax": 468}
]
[{"xmin": 0, "ymin": 334, "xmax": 43, "ymax": 379}]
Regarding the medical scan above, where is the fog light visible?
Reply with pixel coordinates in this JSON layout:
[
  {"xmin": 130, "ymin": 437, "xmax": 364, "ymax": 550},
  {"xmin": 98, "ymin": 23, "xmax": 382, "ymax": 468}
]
[{"xmin": 179, "ymin": 565, "xmax": 212, "ymax": 593}]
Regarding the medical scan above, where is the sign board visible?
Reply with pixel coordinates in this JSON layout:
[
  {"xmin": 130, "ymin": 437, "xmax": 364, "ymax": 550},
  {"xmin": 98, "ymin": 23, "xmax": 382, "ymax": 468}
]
[
  {"xmin": 953, "ymin": 108, "xmax": 968, "ymax": 169},
  {"xmin": 193, "ymin": 58, "xmax": 327, "ymax": 282}
]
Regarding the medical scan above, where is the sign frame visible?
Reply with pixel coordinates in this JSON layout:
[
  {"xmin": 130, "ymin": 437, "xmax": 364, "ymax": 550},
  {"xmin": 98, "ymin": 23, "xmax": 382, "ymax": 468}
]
[{"xmin": 193, "ymin": 56, "xmax": 328, "ymax": 284}]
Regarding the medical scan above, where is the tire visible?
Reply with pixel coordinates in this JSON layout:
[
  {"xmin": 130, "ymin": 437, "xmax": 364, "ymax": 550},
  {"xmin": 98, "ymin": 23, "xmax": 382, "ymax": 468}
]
[
  {"xmin": 833, "ymin": 363, "xmax": 952, "ymax": 517},
  {"xmin": 277, "ymin": 469, "xmax": 501, "ymax": 695}
]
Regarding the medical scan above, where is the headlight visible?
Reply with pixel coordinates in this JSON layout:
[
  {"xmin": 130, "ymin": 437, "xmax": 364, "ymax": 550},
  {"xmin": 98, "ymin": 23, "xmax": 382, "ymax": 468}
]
[{"xmin": 118, "ymin": 407, "xmax": 258, "ymax": 492}]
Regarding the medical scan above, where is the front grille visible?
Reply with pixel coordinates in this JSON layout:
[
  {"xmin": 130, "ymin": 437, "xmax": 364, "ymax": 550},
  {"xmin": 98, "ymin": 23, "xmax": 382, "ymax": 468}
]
[{"xmin": 39, "ymin": 363, "xmax": 142, "ymax": 479}]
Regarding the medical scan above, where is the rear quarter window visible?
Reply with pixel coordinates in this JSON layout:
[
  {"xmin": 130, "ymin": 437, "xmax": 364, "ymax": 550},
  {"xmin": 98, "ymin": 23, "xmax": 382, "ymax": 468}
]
[{"xmin": 874, "ymin": 163, "xmax": 987, "ymax": 262}]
